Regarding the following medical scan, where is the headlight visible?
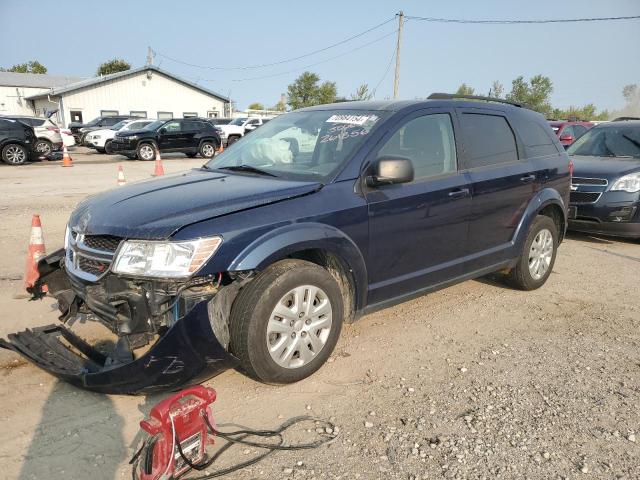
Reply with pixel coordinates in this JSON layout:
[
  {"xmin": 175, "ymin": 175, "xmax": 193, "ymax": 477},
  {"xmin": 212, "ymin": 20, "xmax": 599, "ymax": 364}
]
[
  {"xmin": 611, "ymin": 172, "xmax": 640, "ymax": 193},
  {"xmin": 93, "ymin": 135, "xmax": 101, "ymax": 139},
  {"xmin": 112, "ymin": 236, "xmax": 222, "ymax": 278},
  {"xmin": 127, "ymin": 135, "xmax": 138, "ymax": 140}
]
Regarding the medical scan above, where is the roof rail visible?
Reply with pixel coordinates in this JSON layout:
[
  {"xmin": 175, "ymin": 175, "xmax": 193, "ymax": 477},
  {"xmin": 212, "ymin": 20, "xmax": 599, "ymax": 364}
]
[
  {"xmin": 427, "ymin": 92, "xmax": 526, "ymax": 108},
  {"xmin": 612, "ymin": 116, "xmax": 640, "ymax": 122}
]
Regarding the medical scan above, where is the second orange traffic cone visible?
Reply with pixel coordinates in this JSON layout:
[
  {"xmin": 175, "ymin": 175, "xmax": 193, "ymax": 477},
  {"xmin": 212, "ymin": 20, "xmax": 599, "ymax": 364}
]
[
  {"xmin": 24, "ymin": 214, "xmax": 46, "ymax": 290},
  {"xmin": 117, "ymin": 165, "xmax": 127, "ymax": 186},
  {"xmin": 153, "ymin": 150, "xmax": 165, "ymax": 177},
  {"xmin": 61, "ymin": 146, "xmax": 73, "ymax": 167}
]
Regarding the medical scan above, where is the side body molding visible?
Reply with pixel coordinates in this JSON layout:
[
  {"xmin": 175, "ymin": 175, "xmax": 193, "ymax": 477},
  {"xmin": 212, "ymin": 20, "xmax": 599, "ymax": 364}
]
[{"xmin": 227, "ymin": 223, "xmax": 368, "ymax": 312}]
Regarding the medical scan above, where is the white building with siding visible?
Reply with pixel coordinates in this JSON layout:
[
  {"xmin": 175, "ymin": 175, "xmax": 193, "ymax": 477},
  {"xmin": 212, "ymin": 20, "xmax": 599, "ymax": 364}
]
[
  {"xmin": 0, "ymin": 72, "xmax": 85, "ymax": 117},
  {"xmin": 6, "ymin": 66, "xmax": 230, "ymax": 127}
]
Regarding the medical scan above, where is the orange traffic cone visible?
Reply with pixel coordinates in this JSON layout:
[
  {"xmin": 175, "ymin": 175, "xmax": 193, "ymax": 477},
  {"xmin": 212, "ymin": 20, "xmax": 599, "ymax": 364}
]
[
  {"xmin": 117, "ymin": 165, "xmax": 127, "ymax": 186},
  {"xmin": 217, "ymin": 143, "xmax": 224, "ymax": 154},
  {"xmin": 153, "ymin": 150, "xmax": 165, "ymax": 177},
  {"xmin": 24, "ymin": 214, "xmax": 46, "ymax": 289},
  {"xmin": 61, "ymin": 145, "xmax": 73, "ymax": 167}
]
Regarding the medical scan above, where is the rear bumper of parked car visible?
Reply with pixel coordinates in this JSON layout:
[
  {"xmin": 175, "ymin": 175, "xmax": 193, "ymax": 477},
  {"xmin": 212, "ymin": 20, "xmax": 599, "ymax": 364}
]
[{"xmin": 569, "ymin": 193, "xmax": 640, "ymax": 238}]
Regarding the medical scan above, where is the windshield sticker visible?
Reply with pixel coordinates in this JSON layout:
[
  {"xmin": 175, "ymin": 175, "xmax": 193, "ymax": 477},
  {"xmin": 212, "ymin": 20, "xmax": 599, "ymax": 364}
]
[{"xmin": 326, "ymin": 114, "xmax": 378, "ymax": 126}]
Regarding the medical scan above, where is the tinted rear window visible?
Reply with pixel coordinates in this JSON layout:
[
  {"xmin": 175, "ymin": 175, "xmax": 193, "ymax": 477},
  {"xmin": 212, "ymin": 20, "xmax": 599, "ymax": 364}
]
[{"xmin": 460, "ymin": 113, "xmax": 518, "ymax": 167}]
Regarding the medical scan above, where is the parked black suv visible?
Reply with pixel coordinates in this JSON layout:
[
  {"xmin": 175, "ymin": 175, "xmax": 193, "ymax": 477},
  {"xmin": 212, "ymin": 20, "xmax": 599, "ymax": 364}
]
[
  {"xmin": 69, "ymin": 115, "xmax": 134, "ymax": 143},
  {"xmin": 0, "ymin": 118, "xmax": 37, "ymax": 165},
  {"xmin": 2, "ymin": 95, "xmax": 571, "ymax": 393},
  {"xmin": 111, "ymin": 118, "xmax": 221, "ymax": 160}
]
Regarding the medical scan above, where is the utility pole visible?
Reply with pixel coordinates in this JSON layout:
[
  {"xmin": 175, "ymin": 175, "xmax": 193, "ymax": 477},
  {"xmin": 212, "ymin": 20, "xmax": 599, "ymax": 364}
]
[
  {"xmin": 146, "ymin": 46, "xmax": 154, "ymax": 66},
  {"xmin": 393, "ymin": 11, "xmax": 404, "ymax": 99}
]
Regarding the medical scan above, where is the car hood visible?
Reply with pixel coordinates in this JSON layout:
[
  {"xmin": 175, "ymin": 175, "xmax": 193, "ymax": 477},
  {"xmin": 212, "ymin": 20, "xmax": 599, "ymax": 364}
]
[
  {"xmin": 87, "ymin": 128, "xmax": 114, "ymax": 137},
  {"xmin": 571, "ymin": 155, "xmax": 640, "ymax": 181},
  {"xmin": 68, "ymin": 169, "xmax": 322, "ymax": 239}
]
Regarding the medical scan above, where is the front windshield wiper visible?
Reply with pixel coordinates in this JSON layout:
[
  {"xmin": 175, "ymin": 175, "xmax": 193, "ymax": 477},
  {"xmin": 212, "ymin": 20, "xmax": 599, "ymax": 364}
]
[{"xmin": 217, "ymin": 165, "xmax": 278, "ymax": 177}]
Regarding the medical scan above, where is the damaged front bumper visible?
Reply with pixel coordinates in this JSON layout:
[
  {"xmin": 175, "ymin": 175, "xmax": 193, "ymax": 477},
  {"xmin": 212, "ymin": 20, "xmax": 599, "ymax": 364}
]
[{"xmin": 0, "ymin": 249, "xmax": 239, "ymax": 395}]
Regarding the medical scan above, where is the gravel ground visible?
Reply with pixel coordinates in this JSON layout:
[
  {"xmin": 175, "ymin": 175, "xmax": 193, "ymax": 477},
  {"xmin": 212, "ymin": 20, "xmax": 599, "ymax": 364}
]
[{"xmin": 0, "ymin": 150, "xmax": 638, "ymax": 480}]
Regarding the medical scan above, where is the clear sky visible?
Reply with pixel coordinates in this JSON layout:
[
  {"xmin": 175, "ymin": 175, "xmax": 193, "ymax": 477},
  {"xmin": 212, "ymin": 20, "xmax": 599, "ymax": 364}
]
[{"xmin": 1, "ymin": 0, "xmax": 638, "ymax": 111}]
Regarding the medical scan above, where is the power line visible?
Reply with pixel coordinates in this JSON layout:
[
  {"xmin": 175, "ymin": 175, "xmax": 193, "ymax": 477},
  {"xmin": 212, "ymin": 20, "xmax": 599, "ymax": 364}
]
[
  {"xmin": 154, "ymin": 16, "xmax": 396, "ymax": 71},
  {"xmin": 371, "ymin": 43, "xmax": 396, "ymax": 99},
  {"xmin": 229, "ymin": 29, "xmax": 398, "ymax": 82},
  {"xmin": 405, "ymin": 14, "xmax": 640, "ymax": 24}
]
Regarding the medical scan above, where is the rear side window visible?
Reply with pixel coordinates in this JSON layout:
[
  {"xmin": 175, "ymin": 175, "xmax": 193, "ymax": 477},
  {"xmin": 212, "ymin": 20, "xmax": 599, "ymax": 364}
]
[
  {"xmin": 460, "ymin": 113, "xmax": 518, "ymax": 168},
  {"xmin": 378, "ymin": 113, "xmax": 457, "ymax": 180},
  {"xmin": 512, "ymin": 118, "xmax": 559, "ymax": 157}
]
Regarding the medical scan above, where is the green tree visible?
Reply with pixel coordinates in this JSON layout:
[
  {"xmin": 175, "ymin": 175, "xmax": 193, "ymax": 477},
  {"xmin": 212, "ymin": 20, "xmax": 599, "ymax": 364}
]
[
  {"xmin": 96, "ymin": 59, "xmax": 131, "ymax": 76},
  {"xmin": 350, "ymin": 83, "xmax": 373, "ymax": 101},
  {"xmin": 286, "ymin": 71, "xmax": 337, "ymax": 110},
  {"xmin": 455, "ymin": 83, "xmax": 475, "ymax": 96},
  {"xmin": 0, "ymin": 60, "xmax": 47, "ymax": 74},
  {"xmin": 488, "ymin": 80, "xmax": 504, "ymax": 99},
  {"xmin": 248, "ymin": 102, "xmax": 265, "ymax": 110},
  {"xmin": 506, "ymin": 75, "xmax": 553, "ymax": 117}
]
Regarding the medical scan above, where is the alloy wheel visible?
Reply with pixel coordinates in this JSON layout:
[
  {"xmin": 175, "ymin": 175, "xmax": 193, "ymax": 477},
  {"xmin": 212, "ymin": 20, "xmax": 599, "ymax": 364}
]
[
  {"xmin": 139, "ymin": 145, "xmax": 155, "ymax": 160},
  {"xmin": 266, "ymin": 285, "xmax": 333, "ymax": 369},
  {"xmin": 5, "ymin": 145, "xmax": 26, "ymax": 164},
  {"xmin": 528, "ymin": 228, "xmax": 553, "ymax": 280}
]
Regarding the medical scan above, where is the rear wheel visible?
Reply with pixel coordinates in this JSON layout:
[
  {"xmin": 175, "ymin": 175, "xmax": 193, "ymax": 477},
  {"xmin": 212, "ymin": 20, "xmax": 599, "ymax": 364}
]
[
  {"xmin": 229, "ymin": 259, "xmax": 344, "ymax": 384},
  {"xmin": 34, "ymin": 139, "xmax": 52, "ymax": 156},
  {"xmin": 136, "ymin": 143, "xmax": 156, "ymax": 161},
  {"xmin": 199, "ymin": 141, "xmax": 216, "ymax": 158},
  {"xmin": 506, "ymin": 215, "xmax": 558, "ymax": 290},
  {"xmin": 2, "ymin": 143, "xmax": 28, "ymax": 165}
]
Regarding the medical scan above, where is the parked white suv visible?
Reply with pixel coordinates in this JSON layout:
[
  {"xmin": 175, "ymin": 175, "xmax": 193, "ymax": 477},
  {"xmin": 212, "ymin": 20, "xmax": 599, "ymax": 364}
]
[
  {"xmin": 85, "ymin": 119, "xmax": 154, "ymax": 154},
  {"xmin": 217, "ymin": 117, "xmax": 271, "ymax": 146}
]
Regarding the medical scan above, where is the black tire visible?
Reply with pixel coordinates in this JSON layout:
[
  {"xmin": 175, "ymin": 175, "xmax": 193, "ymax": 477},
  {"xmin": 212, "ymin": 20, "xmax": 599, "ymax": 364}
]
[
  {"xmin": 199, "ymin": 140, "xmax": 217, "ymax": 158},
  {"xmin": 96, "ymin": 147, "xmax": 105, "ymax": 154},
  {"xmin": 104, "ymin": 140, "xmax": 114, "ymax": 154},
  {"xmin": 229, "ymin": 259, "xmax": 344, "ymax": 384},
  {"xmin": 227, "ymin": 135, "xmax": 240, "ymax": 146},
  {"xmin": 506, "ymin": 215, "xmax": 558, "ymax": 291},
  {"xmin": 2, "ymin": 143, "xmax": 29, "ymax": 165},
  {"xmin": 136, "ymin": 142, "xmax": 157, "ymax": 161},
  {"xmin": 34, "ymin": 139, "xmax": 52, "ymax": 156}
]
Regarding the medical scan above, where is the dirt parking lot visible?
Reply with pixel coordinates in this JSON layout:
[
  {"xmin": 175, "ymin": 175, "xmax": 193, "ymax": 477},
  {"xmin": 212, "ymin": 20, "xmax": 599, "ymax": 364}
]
[{"xmin": 0, "ymin": 149, "xmax": 639, "ymax": 480}]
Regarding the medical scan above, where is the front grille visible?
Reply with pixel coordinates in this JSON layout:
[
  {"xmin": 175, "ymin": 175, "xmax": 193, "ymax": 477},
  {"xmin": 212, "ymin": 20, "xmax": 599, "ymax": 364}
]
[
  {"xmin": 572, "ymin": 177, "xmax": 608, "ymax": 186},
  {"xmin": 65, "ymin": 230, "xmax": 121, "ymax": 281},
  {"xmin": 78, "ymin": 257, "xmax": 111, "ymax": 276},
  {"xmin": 83, "ymin": 235, "xmax": 121, "ymax": 252},
  {"xmin": 570, "ymin": 191, "xmax": 601, "ymax": 204}
]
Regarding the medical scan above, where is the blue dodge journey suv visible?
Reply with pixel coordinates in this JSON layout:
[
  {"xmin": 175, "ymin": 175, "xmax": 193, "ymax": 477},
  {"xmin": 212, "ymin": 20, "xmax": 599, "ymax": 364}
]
[{"xmin": 1, "ymin": 94, "xmax": 571, "ymax": 394}]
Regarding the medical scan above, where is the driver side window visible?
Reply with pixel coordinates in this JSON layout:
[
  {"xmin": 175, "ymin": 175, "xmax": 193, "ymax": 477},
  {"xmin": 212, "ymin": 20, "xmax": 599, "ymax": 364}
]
[{"xmin": 378, "ymin": 113, "xmax": 457, "ymax": 180}]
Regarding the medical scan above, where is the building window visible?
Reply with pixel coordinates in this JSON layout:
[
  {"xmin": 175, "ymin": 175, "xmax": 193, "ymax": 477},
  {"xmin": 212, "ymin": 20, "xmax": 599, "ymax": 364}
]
[
  {"xmin": 130, "ymin": 111, "xmax": 147, "ymax": 118},
  {"xmin": 70, "ymin": 111, "xmax": 83, "ymax": 123},
  {"xmin": 207, "ymin": 111, "xmax": 219, "ymax": 118},
  {"xmin": 101, "ymin": 110, "xmax": 119, "ymax": 117},
  {"xmin": 158, "ymin": 111, "xmax": 173, "ymax": 120},
  {"xmin": 183, "ymin": 112, "xmax": 198, "ymax": 118}
]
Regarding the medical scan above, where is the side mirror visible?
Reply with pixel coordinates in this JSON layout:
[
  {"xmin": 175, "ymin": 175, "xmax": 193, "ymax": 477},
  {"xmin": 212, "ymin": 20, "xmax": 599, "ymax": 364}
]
[
  {"xmin": 366, "ymin": 156, "xmax": 414, "ymax": 187},
  {"xmin": 158, "ymin": 127, "xmax": 167, "ymax": 134},
  {"xmin": 559, "ymin": 134, "xmax": 574, "ymax": 143}
]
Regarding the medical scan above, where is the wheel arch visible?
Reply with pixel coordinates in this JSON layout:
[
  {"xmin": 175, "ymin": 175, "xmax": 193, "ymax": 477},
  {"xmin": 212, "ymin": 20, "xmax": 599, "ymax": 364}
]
[
  {"xmin": 227, "ymin": 223, "xmax": 368, "ymax": 322},
  {"xmin": 199, "ymin": 136, "xmax": 220, "ymax": 149},
  {"xmin": 513, "ymin": 187, "xmax": 567, "ymax": 249}
]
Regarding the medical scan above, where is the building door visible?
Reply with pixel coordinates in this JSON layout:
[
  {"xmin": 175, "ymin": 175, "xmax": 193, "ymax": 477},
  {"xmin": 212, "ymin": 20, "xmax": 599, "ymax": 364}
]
[{"xmin": 70, "ymin": 111, "xmax": 83, "ymax": 123}]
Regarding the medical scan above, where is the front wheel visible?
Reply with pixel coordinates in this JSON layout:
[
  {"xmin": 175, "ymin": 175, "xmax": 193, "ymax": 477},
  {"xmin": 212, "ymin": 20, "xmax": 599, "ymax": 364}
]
[
  {"xmin": 136, "ymin": 143, "xmax": 156, "ymax": 161},
  {"xmin": 104, "ymin": 140, "xmax": 114, "ymax": 154},
  {"xmin": 229, "ymin": 259, "xmax": 344, "ymax": 384},
  {"xmin": 506, "ymin": 215, "xmax": 558, "ymax": 290},
  {"xmin": 226, "ymin": 136, "xmax": 240, "ymax": 146},
  {"xmin": 2, "ymin": 143, "xmax": 29, "ymax": 165}
]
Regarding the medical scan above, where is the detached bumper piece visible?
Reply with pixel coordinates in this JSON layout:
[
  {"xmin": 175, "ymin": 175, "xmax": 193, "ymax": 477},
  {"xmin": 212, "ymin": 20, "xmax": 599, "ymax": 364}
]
[{"xmin": 0, "ymin": 303, "xmax": 238, "ymax": 395}]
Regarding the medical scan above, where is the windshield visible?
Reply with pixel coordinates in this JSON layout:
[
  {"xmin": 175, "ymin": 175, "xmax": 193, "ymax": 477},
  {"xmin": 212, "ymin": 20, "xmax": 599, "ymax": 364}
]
[
  {"xmin": 111, "ymin": 120, "xmax": 129, "ymax": 130},
  {"xmin": 205, "ymin": 109, "xmax": 388, "ymax": 182},
  {"xmin": 229, "ymin": 117, "xmax": 248, "ymax": 126},
  {"xmin": 125, "ymin": 121, "xmax": 152, "ymax": 131},
  {"xmin": 143, "ymin": 120, "xmax": 165, "ymax": 131},
  {"xmin": 567, "ymin": 124, "xmax": 640, "ymax": 158},
  {"xmin": 86, "ymin": 117, "xmax": 101, "ymax": 126}
]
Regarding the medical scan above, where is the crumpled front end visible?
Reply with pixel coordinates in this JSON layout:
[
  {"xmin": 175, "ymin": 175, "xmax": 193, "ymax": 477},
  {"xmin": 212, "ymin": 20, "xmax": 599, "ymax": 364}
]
[{"xmin": 0, "ymin": 246, "xmax": 240, "ymax": 395}]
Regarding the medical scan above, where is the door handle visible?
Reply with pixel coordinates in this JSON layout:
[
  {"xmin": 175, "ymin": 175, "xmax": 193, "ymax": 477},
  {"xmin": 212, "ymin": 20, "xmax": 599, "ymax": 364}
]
[
  {"xmin": 520, "ymin": 174, "xmax": 536, "ymax": 183},
  {"xmin": 448, "ymin": 188, "xmax": 470, "ymax": 198}
]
